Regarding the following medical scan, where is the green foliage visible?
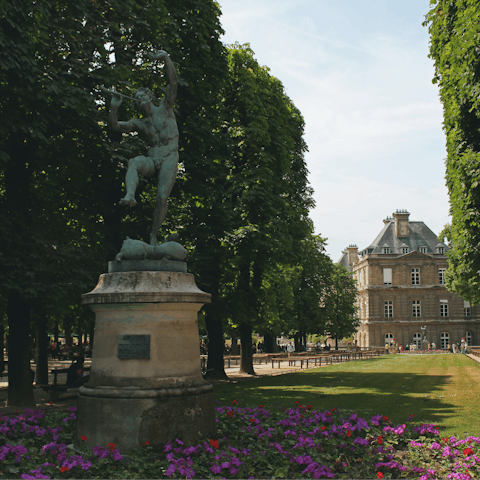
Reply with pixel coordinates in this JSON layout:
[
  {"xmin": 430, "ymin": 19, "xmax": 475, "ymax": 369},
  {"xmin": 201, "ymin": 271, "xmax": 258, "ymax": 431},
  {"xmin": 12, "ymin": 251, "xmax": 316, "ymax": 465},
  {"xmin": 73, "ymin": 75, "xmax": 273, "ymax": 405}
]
[
  {"xmin": 220, "ymin": 44, "xmax": 314, "ymax": 332},
  {"xmin": 425, "ymin": 1, "xmax": 480, "ymax": 304},
  {"xmin": 324, "ymin": 264, "xmax": 360, "ymax": 341}
]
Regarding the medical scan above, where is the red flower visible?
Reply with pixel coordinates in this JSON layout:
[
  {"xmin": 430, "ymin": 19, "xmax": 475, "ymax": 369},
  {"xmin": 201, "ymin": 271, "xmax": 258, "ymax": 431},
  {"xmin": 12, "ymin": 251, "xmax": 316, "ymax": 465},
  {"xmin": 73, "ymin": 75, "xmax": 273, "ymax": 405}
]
[
  {"xmin": 144, "ymin": 441, "xmax": 149, "ymax": 446},
  {"xmin": 60, "ymin": 467, "xmax": 69, "ymax": 473},
  {"xmin": 331, "ymin": 407, "xmax": 337, "ymax": 412},
  {"xmin": 464, "ymin": 447, "xmax": 474, "ymax": 456},
  {"xmin": 80, "ymin": 435, "xmax": 87, "ymax": 441},
  {"xmin": 48, "ymin": 401, "xmax": 53, "ymax": 405},
  {"xmin": 227, "ymin": 411, "xmax": 235, "ymax": 418},
  {"xmin": 383, "ymin": 416, "xmax": 389, "ymax": 422},
  {"xmin": 306, "ymin": 404, "xmax": 312, "ymax": 410},
  {"xmin": 346, "ymin": 429, "xmax": 352, "ymax": 437},
  {"xmin": 326, "ymin": 412, "xmax": 331, "ymax": 417},
  {"xmin": 231, "ymin": 399, "xmax": 238, "ymax": 405},
  {"xmin": 295, "ymin": 401, "xmax": 300, "ymax": 404},
  {"xmin": 377, "ymin": 472, "xmax": 384, "ymax": 479},
  {"xmin": 249, "ymin": 418, "xmax": 255, "ymax": 423},
  {"xmin": 321, "ymin": 426, "xmax": 327, "ymax": 431},
  {"xmin": 258, "ymin": 404, "xmax": 264, "ymax": 408},
  {"xmin": 442, "ymin": 438, "xmax": 449, "ymax": 443},
  {"xmin": 107, "ymin": 442, "xmax": 116, "ymax": 451},
  {"xmin": 377, "ymin": 435, "xmax": 383, "ymax": 444},
  {"xmin": 14, "ymin": 411, "xmax": 18, "ymax": 414},
  {"xmin": 209, "ymin": 439, "xmax": 219, "ymax": 449},
  {"xmin": 300, "ymin": 414, "xmax": 304, "ymax": 418}
]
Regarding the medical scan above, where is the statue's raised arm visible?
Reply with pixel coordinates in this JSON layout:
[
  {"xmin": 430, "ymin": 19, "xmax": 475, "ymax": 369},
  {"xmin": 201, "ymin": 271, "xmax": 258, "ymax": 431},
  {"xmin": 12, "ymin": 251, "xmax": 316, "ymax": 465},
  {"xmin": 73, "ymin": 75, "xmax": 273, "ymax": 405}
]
[{"xmin": 149, "ymin": 50, "xmax": 178, "ymax": 110}]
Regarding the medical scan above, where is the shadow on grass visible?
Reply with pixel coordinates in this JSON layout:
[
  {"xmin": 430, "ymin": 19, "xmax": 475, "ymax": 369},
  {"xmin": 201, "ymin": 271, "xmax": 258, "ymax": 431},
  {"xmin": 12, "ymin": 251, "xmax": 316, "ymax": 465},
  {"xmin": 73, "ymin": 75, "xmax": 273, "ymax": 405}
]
[{"xmin": 213, "ymin": 368, "xmax": 456, "ymax": 429}]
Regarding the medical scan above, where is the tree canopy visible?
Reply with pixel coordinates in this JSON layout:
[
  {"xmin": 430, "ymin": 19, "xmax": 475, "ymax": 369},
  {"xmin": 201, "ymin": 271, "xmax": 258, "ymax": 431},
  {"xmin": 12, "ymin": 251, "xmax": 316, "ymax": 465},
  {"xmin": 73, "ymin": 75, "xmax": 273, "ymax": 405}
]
[{"xmin": 425, "ymin": 1, "xmax": 480, "ymax": 304}]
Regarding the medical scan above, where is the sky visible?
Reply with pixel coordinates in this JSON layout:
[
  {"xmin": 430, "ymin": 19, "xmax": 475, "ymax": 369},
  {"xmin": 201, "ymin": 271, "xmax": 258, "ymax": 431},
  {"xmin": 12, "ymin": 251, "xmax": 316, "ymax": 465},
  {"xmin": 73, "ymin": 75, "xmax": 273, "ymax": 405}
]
[{"xmin": 217, "ymin": 0, "xmax": 448, "ymax": 261}]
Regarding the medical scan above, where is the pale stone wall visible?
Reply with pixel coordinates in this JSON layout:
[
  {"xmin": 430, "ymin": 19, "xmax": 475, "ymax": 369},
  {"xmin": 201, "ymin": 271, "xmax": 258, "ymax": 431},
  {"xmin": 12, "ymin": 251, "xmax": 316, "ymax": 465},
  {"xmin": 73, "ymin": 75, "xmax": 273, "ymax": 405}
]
[{"xmin": 351, "ymin": 253, "xmax": 480, "ymax": 348}]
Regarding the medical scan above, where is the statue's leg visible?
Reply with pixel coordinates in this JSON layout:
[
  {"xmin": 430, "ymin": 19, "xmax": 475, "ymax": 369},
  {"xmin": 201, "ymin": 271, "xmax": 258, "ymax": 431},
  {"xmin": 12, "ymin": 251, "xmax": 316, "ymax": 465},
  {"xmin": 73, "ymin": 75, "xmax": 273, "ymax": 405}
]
[
  {"xmin": 150, "ymin": 153, "xmax": 179, "ymax": 245},
  {"xmin": 120, "ymin": 156, "xmax": 155, "ymax": 206}
]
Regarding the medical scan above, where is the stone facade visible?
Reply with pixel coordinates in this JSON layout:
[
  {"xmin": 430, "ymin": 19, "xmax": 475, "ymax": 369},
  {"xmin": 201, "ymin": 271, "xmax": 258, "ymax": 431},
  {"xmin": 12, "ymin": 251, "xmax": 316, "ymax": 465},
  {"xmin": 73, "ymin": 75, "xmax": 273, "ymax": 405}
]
[{"xmin": 338, "ymin": 211, "xmax": 479, "ymax": 349}]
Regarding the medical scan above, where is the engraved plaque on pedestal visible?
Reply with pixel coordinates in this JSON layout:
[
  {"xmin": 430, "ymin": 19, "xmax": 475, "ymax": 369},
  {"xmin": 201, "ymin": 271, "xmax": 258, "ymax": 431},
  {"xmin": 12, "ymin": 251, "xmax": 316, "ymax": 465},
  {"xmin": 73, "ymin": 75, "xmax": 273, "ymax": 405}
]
[{"xmin": 118, "ymin": 335, "xmax": 150, "ymax": 359}]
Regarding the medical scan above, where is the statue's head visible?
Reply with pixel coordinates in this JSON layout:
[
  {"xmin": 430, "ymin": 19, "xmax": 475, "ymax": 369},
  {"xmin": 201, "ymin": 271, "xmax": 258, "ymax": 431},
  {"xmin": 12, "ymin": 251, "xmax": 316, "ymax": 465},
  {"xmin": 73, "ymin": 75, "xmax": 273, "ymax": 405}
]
[{"xmin": 133, "ymin": 88, "xmax": 157, "ymax": 112}]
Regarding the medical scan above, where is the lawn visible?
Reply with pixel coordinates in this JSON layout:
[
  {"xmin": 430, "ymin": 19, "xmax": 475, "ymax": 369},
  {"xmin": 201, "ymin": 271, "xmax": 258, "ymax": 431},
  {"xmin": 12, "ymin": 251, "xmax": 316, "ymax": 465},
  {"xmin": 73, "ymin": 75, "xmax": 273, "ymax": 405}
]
[{"xmin": 213, "ymin": 353, "xmax": 480, "ymax": 438}]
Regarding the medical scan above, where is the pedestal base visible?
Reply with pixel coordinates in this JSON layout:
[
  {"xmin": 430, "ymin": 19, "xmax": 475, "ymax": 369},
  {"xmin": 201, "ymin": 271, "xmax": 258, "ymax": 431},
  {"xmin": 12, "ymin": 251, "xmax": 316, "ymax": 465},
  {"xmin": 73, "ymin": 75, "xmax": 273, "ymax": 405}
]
[
  {"xmin": 75, "ymin": 384, "xmax": 216, "ymax": 453},
  {"xmin": 74, "ymin": 271, "xmax": 215, "ymax": 454}
]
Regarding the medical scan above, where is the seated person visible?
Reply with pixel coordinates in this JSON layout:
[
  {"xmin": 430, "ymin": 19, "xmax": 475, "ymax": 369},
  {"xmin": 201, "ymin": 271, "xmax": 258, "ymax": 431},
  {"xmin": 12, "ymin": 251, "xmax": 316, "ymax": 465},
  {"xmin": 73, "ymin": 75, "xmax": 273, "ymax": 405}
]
[{"xmin": 66, "ymin": 356, "xmax": 89, "ymax": 387}]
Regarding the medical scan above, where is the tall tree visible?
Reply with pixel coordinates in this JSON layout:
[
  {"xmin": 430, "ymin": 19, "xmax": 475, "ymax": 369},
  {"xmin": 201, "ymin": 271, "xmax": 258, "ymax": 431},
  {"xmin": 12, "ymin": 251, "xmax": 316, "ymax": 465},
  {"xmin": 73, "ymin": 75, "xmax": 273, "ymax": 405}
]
[
  {"xmin": 425, "ymin": 1, "xmax": 480, "ymax": 304},
  {"xmin": 324, "ymin": 264, "xmax": 359, "ymax": 349},
  {"xmin": 221, "ymin": 44, "xmax": 313, "ymax": 374}
]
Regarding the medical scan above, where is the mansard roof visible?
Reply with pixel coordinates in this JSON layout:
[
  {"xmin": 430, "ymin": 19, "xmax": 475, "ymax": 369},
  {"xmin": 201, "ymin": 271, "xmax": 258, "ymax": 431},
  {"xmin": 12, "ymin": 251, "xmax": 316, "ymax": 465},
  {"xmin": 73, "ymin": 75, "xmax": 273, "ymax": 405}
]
[
  {"xmin": 337, "ymin": 251, "xmax": 350, "ymax": 270},
  {"xmin": 359, "ymin": 219, "xmax": 448, "ymax": 256}
]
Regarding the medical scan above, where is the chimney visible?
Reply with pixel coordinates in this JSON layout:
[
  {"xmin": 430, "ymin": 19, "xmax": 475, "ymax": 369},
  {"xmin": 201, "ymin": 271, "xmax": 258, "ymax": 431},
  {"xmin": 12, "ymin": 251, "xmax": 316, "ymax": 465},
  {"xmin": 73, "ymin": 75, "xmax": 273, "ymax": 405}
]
[
  {"xmin": 347, "ymin": 244, "xmax": 358, "ymax": 265},
  {"xmin": 393, "ymin": 209, "xmax": 410, "ymax": 237}
]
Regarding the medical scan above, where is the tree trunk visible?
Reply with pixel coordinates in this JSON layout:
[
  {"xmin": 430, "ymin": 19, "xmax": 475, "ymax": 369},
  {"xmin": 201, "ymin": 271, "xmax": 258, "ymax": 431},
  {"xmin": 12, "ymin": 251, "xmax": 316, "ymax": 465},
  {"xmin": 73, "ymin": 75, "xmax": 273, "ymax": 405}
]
[
  {"xmin": 34, "ymin": 312, "xmax": 49, "ymax": 384},
  {"xmin": 0, "ymin": 324, "xmax": 4, "ymax": 372},
  {"xmin": 264, "ymin": 332, "xmax": 278, "ymax": 353},
  {"xmin": 64, "ymin": 319, "xmax": 72, "ymax": 347},
  {"xmin": 294, "ymin": 333, "xmax": 301, "ymax": 353},
  {"xmin": 7, "ymin": 291, "xmax": 35, "ymax": 407},
  {"xmin": 230, "ymin": 333, "xmax": 238, "ymax": 355},
  {"xmin": 335, "ymin": 337, "xmax": 338, "ymax": 350},
  {"xmin": 239, "ymin": 322, "xmax": 255, "ymax": 375},
  {"xmin": 54, "ymin": 322, "xmax": 59, "ymax": 344},
  {"xmin": 205, "ymin": 304, "xmax": 227, "ymax": 380}
]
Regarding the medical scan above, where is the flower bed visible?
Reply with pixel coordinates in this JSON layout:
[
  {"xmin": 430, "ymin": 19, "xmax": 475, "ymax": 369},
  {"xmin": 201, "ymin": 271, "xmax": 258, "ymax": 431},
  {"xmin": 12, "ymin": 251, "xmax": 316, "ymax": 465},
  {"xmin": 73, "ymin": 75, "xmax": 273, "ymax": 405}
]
[{"xmin": 0, "ymin": 403, "xmax": 479, "ymax": 479}]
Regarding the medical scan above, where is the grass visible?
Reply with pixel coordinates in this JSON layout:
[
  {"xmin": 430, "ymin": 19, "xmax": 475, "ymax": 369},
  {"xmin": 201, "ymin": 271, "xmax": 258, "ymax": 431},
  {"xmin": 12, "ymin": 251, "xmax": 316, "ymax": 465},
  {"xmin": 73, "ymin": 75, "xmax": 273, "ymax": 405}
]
[{"xmin": 213, "ymin": 353, "xmax": 480, "ymax": 438}]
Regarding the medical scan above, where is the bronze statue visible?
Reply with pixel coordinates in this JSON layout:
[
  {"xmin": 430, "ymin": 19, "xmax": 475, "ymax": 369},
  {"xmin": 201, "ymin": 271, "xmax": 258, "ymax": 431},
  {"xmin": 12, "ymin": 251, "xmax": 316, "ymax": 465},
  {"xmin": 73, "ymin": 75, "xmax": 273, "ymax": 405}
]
[{"xmin": 105, "ymin": 49, "xmax": 178, "ymax": 246}]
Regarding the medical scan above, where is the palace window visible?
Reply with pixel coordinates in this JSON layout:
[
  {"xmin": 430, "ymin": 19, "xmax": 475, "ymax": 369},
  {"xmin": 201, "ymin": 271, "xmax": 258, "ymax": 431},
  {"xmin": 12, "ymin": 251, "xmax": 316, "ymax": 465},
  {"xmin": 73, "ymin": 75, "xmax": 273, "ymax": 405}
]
[
  {"xmin": 412, "ymin": 300, "xmax": 421, "ymax": 318},
  {"xmin": 385, "ymin": 333, "xmax": 394, "ymax": 345},
  {"xmin": 383, "ymin": 247, "xmax": 391, "ymax": 254},
  {"xmin": 439, "ymin": 268, "xmax": 446, "ymax": 285},
  {"xmin": 440, "ymin": 300, "xmax": 449, "ymax": 317},
  {"xmin": 413, "ymin": 333, "xmax": 422, "ymax": 349},
  {"xmin": 466, "ymin": 331, "xmax": 473, "ymax": 346},
  {"xmin": 384, "ymin": 301, "xmax": 393, "ymax": 318},
  {"xmin": 437, "ymin": 247, "xmax": 445, "ymax": 254},
  {"xmin": 440, "ymin": 332, "xmax": 449, "ymax": 349},
  {"xmin": 464, "ymin": 300, "xmax": 471, "ymax": 317},
  {"xmin": 383, "ymin": 268, "xmax": 392, "ymax": 285},
  {"xmin": 419, "ymin": 247, "xmax": 427, "ymax": 254},
  {"xmin": 402, "ymin": 247, "xmax": 409, "ymax": 254},
  {"xmin": 411, "ymin": 268, "xmax": 420, "ymax": 285}
]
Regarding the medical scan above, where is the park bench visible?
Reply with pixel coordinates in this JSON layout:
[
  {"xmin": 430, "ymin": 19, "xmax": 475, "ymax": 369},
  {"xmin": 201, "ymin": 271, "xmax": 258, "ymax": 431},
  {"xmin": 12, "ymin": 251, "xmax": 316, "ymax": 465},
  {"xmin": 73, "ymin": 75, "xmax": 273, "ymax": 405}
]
[
  {"xmin": 271, "ymin": 355, "xmax": 329, "ymax": 369},
  {"xmin": 39, "ymin": 366, "xmax": 90, "ymax": 402}
]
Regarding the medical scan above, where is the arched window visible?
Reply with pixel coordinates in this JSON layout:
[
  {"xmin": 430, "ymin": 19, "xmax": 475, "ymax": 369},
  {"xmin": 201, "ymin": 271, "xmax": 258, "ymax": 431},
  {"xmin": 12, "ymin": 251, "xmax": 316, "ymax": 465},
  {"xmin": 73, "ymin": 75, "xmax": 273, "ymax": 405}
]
[
  {"xmin": 385, "ymin": 333, "xmax": 394, "ymax": 345},
  {"xmin": 440, "ymin": 332, "xmax": 450, "ymax": 349},
  {"xmin": 413, "ymin": 333, "xmax": 422, "ymax": 349},
  {"xmin": 465, "ymin": 331, "xmax": 473, "ymax": 346}
]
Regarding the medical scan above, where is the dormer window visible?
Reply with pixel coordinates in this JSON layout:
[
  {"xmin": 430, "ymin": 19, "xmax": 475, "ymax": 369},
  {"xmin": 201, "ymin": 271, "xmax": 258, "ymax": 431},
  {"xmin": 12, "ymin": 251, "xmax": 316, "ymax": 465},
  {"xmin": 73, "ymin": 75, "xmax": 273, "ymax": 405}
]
[
  {"xmin": 402, "ymin": 247, "xmax": 409, "ymax": 254},
  {"xmin": 438, "ymin": 247, "xmax": 445, "ymax": 254},
  {"xmin": 419, "ymin": 247, "xmax": 427, "ymax": 254},
  {"xmin": 383, "ymin": 247, "xmax": 391, "ymax": 254}
]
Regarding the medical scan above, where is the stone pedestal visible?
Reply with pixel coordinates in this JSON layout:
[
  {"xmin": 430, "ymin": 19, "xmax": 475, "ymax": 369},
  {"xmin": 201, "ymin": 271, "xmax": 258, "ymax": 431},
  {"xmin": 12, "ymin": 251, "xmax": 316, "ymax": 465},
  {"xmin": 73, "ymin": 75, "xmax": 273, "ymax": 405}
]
[{"xmin": 74, "ymin": 270, "xmax": 215, "ymax": 454}]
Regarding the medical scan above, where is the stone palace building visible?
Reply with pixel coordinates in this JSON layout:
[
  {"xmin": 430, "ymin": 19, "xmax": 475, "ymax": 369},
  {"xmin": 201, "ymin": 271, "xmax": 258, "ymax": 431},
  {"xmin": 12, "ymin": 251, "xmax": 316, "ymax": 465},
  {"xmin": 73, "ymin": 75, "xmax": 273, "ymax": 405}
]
[{"xmin": 338, "ymin": 210, "xmax": 479, "ymax": 349}]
